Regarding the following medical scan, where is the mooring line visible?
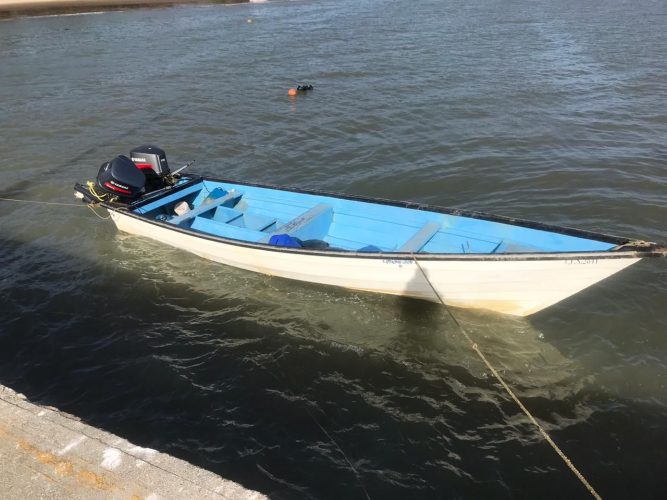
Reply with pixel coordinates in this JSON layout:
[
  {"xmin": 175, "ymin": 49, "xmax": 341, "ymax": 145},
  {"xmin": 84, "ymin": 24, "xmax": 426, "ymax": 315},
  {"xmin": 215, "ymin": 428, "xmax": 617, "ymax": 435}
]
[
  {"xmin": 86, "ymin": 204, "xmax": 111, "ymax": 220},
  {"xmin": 303, "ymin": 406, "xmax": 371, "ymax": 500},
  {"xmin": 0, "ymin": 195, "xmax": 112, "ymax": 221},
  {"xmin": 0, "ymin": 196, "xmax": 88, "ymax": 207},
  {"xmin": 411, "ymin": 256, "xmax": 602, "ymax": 500},
  {"xmin": 259, "ymin": 364, "xmax": 371, "ymax": 499}
]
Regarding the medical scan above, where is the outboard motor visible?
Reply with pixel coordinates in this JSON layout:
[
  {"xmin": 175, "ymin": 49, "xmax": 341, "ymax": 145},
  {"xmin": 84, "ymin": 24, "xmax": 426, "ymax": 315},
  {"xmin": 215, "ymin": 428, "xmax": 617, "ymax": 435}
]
[
  {"xmin": 96, "ymin": 155, "xmax": 146, "ymax": 202},
  {"xmin": 130, "ymin": 145, "xmax": 170, "ymax": 191}
]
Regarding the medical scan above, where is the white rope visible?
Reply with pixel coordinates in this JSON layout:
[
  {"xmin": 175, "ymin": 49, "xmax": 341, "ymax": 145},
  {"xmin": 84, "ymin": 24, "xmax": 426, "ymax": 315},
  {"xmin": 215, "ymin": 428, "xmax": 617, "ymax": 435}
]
[
  {"xmin": 411, "ymin": 256, "xmax": 602, "ymax": 500},
  {"xmin": 0, "ymin": 196, "xmax": 88, "ymax": 207},
  {"xmin": 0, "ymin": 195, "xmax": 111, "ymax": 220},
  {"xmin": 86, "ymin": 204, "xmax": 111, "ymax": 220}
]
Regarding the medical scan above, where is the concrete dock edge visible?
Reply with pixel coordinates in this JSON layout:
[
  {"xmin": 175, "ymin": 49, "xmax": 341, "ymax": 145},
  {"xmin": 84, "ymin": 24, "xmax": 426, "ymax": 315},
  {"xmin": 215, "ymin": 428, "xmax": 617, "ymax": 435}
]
[{"xmin": 0, "ymin": 384, "xmax": 266, "ymax": 499}]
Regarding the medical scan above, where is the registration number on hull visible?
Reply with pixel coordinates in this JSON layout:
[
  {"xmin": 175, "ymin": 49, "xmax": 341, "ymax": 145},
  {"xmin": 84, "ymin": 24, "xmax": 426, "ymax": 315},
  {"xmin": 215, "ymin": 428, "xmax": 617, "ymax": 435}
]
[{"xmin": 565, "ymin": 258, "xmax": 599, "ymax": 265}]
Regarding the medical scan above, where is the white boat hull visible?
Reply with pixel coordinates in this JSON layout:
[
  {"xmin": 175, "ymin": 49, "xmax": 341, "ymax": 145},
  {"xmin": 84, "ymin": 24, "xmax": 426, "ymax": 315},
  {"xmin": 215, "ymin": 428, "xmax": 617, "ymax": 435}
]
[{"xmin": 109, "ymin": 211, "xmax": 641, "ymax": 316}]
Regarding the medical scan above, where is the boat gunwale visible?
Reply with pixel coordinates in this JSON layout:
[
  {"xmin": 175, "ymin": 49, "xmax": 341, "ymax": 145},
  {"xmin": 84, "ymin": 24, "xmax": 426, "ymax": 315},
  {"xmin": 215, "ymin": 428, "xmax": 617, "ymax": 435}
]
[{"xmin": 94, "ymin": 175, "xmax": 662, "ymax": 261}]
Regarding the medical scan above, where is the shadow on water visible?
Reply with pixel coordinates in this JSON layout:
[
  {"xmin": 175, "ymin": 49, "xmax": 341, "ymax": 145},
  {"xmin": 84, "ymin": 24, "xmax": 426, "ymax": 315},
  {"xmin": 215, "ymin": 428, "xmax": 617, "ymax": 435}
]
[{"xmin": 1, "ymin": 229, "xmax": 666, "ymax": 499}]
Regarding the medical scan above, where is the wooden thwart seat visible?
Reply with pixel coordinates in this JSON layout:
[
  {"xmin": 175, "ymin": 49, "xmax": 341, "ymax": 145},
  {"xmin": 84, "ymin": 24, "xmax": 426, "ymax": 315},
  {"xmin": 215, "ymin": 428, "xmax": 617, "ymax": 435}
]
[
  {"xmin": 398, "ymin": 222, "xmax": 440, "ymax": 253},
  {"xmin": 212, "ymin": 206, "xmax": 243, "ymax": 224},
  {"xmin": 261, "ymin": 203, "xmax": 333, "ymax": 242},
  {"xmin": 170, "ymin": 190, "xmax": 243, "ymax": 225},
  {"xmin": 190, "ymin": 217, "xmax": 265, "ymax": 242},
  {"xmin": 242, "ymin": 212, "xmax": 277, "ymax": 231}
]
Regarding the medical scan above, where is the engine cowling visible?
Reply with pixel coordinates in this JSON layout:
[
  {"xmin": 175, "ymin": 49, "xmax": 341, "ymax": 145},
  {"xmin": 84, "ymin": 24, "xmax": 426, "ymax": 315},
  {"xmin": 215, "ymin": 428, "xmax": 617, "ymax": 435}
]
[
  {"xmin": 96, "ymin": 155, "xmax": 146, "ymax": 201},
  {"xmin": 130, "ymin": 145, "xmax": 170, "ymax": 191}
]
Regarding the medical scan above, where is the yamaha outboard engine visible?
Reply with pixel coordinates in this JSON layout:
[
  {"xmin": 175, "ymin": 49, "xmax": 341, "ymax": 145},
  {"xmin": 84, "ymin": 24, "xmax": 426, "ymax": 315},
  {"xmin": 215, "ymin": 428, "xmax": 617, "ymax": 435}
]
[
  {"xmin": 96, "ymin": 155, "xmax": 146, "ymax": 201},
  {"xmin": 130, "ymin": 145, "xmax": 170, "ymax": 191}
]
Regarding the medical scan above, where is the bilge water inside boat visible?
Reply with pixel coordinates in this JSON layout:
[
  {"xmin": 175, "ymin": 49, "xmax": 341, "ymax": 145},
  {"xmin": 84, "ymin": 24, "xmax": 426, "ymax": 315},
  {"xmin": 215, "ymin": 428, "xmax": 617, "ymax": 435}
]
[{"xmin": 74, "ymin": 146, "xmax": 666, "ymax": 316}]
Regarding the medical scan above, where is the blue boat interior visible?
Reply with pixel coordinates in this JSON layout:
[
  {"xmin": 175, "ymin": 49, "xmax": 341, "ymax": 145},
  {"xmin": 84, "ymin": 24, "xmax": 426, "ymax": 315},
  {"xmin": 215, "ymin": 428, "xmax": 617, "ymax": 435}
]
[{"xmin": 133, "ymin": 179, "xmax": 617, "ymax": 254}]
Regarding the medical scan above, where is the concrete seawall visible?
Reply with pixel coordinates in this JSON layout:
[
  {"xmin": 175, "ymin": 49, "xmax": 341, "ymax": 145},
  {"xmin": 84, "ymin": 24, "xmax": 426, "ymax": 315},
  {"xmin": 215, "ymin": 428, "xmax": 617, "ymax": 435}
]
[{"xmin": 0, "ymin": 384, "xmax": 266, "ymax": 499}]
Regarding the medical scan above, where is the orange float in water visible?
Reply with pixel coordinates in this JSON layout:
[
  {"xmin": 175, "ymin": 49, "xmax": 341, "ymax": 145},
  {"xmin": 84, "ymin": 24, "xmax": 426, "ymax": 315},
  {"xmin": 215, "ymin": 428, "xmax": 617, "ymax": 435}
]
[{"xmin": 287, "ymin": 88, "xmax": 297, "ymax": 96}]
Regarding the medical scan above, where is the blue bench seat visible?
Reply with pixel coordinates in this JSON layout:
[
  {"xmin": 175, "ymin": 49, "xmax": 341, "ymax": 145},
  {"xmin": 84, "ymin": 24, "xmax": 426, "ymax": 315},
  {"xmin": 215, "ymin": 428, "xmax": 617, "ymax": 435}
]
[
  {"xmin": 190, "ymin": 216, "xmax": 266, "ymax": 242},
  {"xmin": 398, "ymin": 222, "xmax": 441, "ymax": 253},
  {"xmin": 212, "ymin": 206, "xmax": 243, "ymax": 223},
  {"xmin": 241, "ymin": 212, "xmax": 277, "ymax": 231},
  {"xmin": 170, "ymin": 190, "xmax": 243, "ymax": 225},
  {"xmin": 261, "ymin": 203, "xmax": 333, "ymax": 242}
]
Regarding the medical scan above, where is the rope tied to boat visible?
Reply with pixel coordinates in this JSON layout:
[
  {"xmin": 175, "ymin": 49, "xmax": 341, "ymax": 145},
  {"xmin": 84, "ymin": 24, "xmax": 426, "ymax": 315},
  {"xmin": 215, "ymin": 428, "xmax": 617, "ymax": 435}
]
[
  {"xmin": 0, "ymin": 194, "xmax": 111, "ymax": 219},
  {"xmin": 0, "ymin": 196, "xmax": 89, "ymax": 207},
  {"xmin": 612, "ymin": 239, "xmax": 655, "ymax": 250},
  {"xmin": 411, "ymin": 255, "xmax": 602, "ymax": 500},
  {"xmin": 86, "ymin": 204, "xmax": 111, "ymax": 220},
  {"xmin": 85, "ymin": 180, "xmax": 118, "ymax": 203}
]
